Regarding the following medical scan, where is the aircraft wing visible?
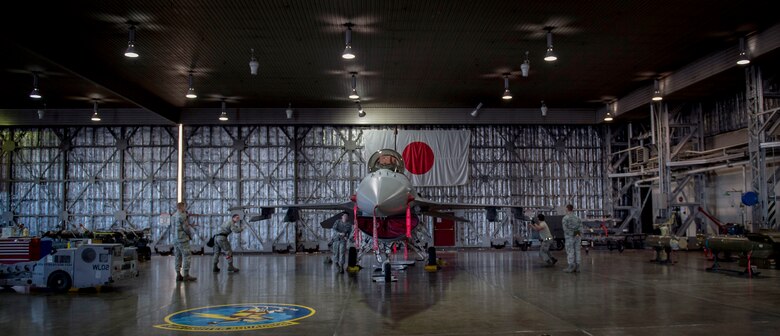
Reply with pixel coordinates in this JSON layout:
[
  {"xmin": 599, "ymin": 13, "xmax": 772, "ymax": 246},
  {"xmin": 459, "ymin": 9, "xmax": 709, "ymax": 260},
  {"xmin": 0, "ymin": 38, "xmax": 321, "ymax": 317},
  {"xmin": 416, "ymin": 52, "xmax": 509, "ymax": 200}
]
[
  {"xmin": 412, "ymin": 197, "xmax": 552, "ymax": 222},
  {"xmin": 421, "ymin": 211, "xmax": 471, "ymax": 222},
  {"xmin": 230, "ymin": 202, "xmax": 354, "ymax": 222},
  {"xmin": 411, "ymin": 197, "xmax": 521, "ymax": 211},
  {"xmin": 228, "ymin": 202, "xmax": 353, "ymax": 212}
]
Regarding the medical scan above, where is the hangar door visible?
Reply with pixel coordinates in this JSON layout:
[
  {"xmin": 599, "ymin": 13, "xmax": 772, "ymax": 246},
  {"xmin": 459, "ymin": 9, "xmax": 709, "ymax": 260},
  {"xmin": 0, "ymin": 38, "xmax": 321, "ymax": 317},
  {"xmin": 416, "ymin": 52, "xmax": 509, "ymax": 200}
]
[{"xmin": 434, "ymin": 217, "xmax": 455, "ymax": 247}]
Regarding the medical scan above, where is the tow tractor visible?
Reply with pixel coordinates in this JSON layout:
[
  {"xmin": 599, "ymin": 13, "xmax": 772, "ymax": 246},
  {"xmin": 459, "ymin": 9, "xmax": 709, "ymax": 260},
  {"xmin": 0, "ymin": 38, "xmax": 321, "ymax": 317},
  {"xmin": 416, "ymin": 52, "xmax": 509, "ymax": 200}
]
[{"xmin": 0, "ymin": 237, "xmax": 139, "ymax": 293}]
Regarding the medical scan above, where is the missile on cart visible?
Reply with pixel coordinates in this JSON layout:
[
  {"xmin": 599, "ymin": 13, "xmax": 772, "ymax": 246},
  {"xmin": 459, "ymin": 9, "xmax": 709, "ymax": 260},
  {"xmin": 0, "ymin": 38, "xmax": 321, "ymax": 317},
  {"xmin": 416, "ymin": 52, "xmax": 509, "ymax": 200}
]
[
  {"xmin": 645, "ymin": 235, "xmax": 678, "ymax": 249},
  {"xmin": 704, "ymin": 236, "xmax": 774, "ymax": 259},
  {"xmin": 646, "ymin": 234, "xmax": 707, "ymax": 249}
]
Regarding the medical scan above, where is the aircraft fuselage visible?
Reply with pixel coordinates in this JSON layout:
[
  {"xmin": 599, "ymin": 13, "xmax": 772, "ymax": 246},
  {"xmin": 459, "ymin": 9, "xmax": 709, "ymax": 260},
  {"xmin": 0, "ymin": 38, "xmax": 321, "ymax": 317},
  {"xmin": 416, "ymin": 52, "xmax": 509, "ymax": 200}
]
[
  {"xmin": 354, "ymin": 169, "xmax": 420, "ymax": 240},
  {"xmin": 355, "ymin": 169, "xmax": 414, "ymax": 217}
]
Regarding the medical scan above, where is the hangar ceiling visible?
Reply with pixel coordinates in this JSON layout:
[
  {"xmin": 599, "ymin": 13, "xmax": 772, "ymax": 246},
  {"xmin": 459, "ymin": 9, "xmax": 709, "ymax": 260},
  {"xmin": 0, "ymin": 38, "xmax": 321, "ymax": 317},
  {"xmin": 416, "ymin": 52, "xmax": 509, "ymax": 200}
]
[{"xmin": 1, "ymin": 0, "xmax": 779, "ymax": 123}]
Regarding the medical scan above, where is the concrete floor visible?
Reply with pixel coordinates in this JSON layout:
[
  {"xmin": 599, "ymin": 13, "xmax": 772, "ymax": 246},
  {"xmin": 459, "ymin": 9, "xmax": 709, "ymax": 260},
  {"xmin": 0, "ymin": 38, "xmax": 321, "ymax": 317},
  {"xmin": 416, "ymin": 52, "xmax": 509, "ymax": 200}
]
[{"xmin": 2, "ymin": 248, "xmax": 780, "ymax": 335}]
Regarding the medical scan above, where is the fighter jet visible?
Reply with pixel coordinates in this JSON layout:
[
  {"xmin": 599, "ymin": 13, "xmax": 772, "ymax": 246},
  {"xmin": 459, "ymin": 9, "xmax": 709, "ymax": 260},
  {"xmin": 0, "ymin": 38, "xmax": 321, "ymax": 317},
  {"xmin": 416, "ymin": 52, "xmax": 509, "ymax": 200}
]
[{"xmin": 231, "ymin": 149, "xmax": 532, "ymax": 280}]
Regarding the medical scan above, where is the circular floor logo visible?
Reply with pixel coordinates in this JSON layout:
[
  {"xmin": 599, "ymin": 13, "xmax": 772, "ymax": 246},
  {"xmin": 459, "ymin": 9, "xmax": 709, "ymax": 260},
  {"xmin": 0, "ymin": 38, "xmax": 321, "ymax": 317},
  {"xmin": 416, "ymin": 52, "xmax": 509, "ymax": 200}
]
[{"xmin": 154, "ymin": 303, "xmax": 315, "ymax": 332}]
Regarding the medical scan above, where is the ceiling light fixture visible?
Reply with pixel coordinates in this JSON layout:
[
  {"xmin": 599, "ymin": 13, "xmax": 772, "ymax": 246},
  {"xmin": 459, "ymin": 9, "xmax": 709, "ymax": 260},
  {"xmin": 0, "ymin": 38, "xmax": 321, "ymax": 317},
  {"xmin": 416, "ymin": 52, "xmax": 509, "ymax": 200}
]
[
  {"xmin": 652, "ymin": 79, "xmax": 663, "ymax": 101},
  {"xmin": 219, "ymin": 99, "xmax": 228, "ymax": 121},
  {"xmin": 540, "ymin": 101, "xmax": 548, "ymax": 117},
  {"xmin": 342, "ymin": 23, "xmax": 355, "ymax": 60},
  {"xmin": 29, "ymin": 72, "xmax": 42, "ymax": 99},
  {"xmin": 604, "ymin": 102, "xmax": 614, "ymax": 122},
  {"xmin": 357, "ymin": 101, "xmax": 366, "ymax": 118},
  {"xmin": 348, "ymin": 72, "xmax": 360, "ymax": 100},
  {"xmin": 520, "ymin": 51, "xmax": 530, "ymax": 77},
  {"xmin": 185, "ymin": 72, "xmax": 197, "ymax": 99},
  {"xmin": 470, "ymin": 102, "xmax": 483, "ymax": 118},
  {"xmin": 249, "ymin": 48, "xmax": 259, "ymax": 75},
  {"xmin": 737, "ymin": 37, "xmax": 750, "ymax": 65},
  {"xmin": 91, "ymin": 100, "xmax": 101, "ymax": 122},
  {"xmin": 286, "ymin": 102, "xmax": 294, "ymax": 119},
  {"xmin": 124, "ymin": 24, "xmax": 139, "ymax": 58},
  {"xmin": 501, "ymin": 74, "xmax": 512, "ymax": 100},
  {"xmin": 544, "ymin": 28, "xmax": 558, "ymax": 62}
]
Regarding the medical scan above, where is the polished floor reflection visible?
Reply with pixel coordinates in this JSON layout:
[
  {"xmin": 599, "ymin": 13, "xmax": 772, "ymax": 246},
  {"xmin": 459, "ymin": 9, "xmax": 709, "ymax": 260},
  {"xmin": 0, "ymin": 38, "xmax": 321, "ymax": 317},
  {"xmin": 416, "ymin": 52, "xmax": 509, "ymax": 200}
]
[{"xmin": 1, "ymin": 248, "xmax": 779, "ymax": 335}]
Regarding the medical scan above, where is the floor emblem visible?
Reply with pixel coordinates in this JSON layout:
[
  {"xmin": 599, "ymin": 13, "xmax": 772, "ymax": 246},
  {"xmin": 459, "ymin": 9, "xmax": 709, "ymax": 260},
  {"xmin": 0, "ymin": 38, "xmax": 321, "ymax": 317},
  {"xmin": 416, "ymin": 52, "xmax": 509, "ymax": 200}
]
[{"xmin": 154, "ymin": 303, "xmax": 315, "ymax": 332}]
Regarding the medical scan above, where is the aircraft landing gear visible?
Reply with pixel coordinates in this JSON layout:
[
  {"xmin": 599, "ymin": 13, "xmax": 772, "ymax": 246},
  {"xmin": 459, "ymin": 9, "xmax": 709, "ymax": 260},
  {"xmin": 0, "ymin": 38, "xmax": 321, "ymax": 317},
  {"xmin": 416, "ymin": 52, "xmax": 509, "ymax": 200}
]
[
  {"xmin": 383, "ymin": 262, "xmax": 392, "ymax": 282},
  {"xmin": 372, "ymin": 260, "xmax": 397, "ymax": 283},
  {"xmin": 346, "ymin": 247, "xmax": 361, "ymax": 274},
  {"xmin": 425, "ymin": 247, "xmax": 439, "ymax": 272}
]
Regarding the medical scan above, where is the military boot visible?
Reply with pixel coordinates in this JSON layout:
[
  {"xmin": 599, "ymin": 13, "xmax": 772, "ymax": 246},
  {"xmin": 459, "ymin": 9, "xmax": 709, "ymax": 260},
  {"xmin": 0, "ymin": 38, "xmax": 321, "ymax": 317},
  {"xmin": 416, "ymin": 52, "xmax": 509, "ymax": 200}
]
[
  {"xmin": 574, "ymin": 263, "xmax": 580, "ymax": 272},
  {"xmin": 563, "ymin": 265, "xmax": 575, "ymax": 273},
  {"xmin": 182, "ymin": 273, "xmax": 197, "ymax": 281},
  {"xmin": 227, "ymin": 263, "xmax": 239, "ymax": 273},
  {"xmin": 213, "ymin": 264, "xmax": 221, "ymax": 273},
  {"xmin": 176, "ymin": 272, "xmax": 184, "ymax": 281}
]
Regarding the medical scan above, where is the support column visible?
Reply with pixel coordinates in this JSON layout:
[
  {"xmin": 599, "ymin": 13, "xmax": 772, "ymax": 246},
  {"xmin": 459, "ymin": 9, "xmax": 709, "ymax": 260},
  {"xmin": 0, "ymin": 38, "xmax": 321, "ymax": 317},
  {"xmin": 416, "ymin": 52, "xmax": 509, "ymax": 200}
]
[
  {"xmin": 746, "ymin": 66, "xmax": 767, "ymax": 232},
  {"xmin": 4, "ymin": 129, "xmax": 15, "ymax": 226},
  {"xmin": 604, "ymin": 125, "xmax": 614, "ymax": 222},
  {"xmin": 236, "ymin": 127, "xmax": 243, "ymax": 251},
  {"xmin": 655, "ymin": 102, "xmax": 672, "ymax": 220},
  {"xmin": 177, "ymin": 124, "xmax": 184, "ymax": 203},
  {"xmin": 60, "ymin": 129, "xmax": 70, "ymax": 231},
  {"xmin": 118, "ymin": 127, "xmax": 125, "ymax": 228},
  {"xmin": 237, "ymin": 127, "xmax": 243, "ymax": 209},
  {"xmin": 292, "ymin": 126, "xmax": 300, "ymax": 251},
  {"xmin": 693, "ymin": 104, "xmax": 707, "ymax": 235}
]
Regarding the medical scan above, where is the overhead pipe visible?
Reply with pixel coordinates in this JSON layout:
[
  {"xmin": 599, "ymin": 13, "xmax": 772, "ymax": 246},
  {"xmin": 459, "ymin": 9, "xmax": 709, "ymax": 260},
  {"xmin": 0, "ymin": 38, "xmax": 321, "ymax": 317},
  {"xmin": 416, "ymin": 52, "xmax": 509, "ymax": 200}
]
[
  {"xmin": 611, "ymin": 145, "xmax": 647, "ymax": 156},
  {"xmin": 666, "ymin": 153, "xmax": 746, "ymax": 167},
  {"xmin": 675, "ymin": 156, "xmax": 780, "ymax": 176},
  {"xmin": 630, "ymin": 156, "xmax": 780, "ymax": 186},
  {"xmin": 684, "ymin": 142, "xmax": 748, "ymax": 155},
  {"xmin": 608, "ymin": 169, "xmax": 658, "ymax": 178},
  {"xmin": 633, "ymin": 176, "xmax": 660, "ymax": 187}
]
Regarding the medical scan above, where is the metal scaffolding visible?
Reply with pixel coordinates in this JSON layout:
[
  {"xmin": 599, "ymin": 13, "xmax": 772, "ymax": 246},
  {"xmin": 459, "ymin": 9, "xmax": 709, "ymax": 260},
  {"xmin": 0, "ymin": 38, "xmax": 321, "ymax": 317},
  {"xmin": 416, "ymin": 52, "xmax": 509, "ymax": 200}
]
[
  {"xmin": 606, "ymin": 121, "xmax": 655, "ymax": 234},
  {"xmin": 607, "ymin": 65, "xmax": 780, "ymax": 234},
  {"xmin": 747, "ymin": 66, "xmax": 768, "ymax": 231}
]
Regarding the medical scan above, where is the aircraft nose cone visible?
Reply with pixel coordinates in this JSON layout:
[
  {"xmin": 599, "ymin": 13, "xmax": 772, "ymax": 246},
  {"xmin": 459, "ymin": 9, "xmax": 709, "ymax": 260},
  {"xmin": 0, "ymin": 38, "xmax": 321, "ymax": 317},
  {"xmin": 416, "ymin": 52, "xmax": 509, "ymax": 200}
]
[{"xmin": 356, "ymin": 171, "xmax": 411, "ymax": 217}]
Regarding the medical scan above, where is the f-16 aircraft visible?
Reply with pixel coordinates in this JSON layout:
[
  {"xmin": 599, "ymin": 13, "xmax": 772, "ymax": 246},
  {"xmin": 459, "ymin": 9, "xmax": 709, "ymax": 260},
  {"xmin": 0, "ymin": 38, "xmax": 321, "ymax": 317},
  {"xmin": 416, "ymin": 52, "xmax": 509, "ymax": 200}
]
[{"xmin": 231, "ymin": 148, "xmax": 530, "ymax": 281}]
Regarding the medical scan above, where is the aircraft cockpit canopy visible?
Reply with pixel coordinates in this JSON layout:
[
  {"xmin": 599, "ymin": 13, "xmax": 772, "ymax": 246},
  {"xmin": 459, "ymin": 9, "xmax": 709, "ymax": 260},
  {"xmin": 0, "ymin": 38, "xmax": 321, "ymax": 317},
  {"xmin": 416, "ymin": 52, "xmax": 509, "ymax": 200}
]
[{"xmin": 368, "ymin": 149, "xmax": 405, "ymax": 173}]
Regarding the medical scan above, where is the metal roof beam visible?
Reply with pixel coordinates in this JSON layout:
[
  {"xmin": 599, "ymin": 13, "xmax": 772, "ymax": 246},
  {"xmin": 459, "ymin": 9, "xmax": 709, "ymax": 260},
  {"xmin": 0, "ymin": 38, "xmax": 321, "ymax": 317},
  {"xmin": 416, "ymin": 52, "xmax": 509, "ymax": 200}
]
[
  {"xmin": 8, "ymin": 40, "xmax": 180, "ymax": 124},
  {"xmin": 615, "ymin": 22, "xmax": 780, "ymax": 117}
]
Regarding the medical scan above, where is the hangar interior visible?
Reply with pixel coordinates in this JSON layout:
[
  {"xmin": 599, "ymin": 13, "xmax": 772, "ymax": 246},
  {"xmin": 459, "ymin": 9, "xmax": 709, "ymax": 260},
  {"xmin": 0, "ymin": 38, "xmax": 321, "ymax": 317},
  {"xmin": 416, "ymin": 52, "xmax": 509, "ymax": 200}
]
[{"xmin": 2, "ymin": 1, "xmax": 780, "ymax": 335}]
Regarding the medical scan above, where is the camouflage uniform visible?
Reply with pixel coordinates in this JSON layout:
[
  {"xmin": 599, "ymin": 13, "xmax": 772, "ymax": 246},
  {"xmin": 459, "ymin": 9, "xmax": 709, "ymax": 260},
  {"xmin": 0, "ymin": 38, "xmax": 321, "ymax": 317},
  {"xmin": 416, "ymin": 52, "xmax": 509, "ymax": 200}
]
[
  {"xmin": 172, "ymin": 210, "xmax": 194, "ymax": 279},
  {"xmin": 213, "ymin": 219, "xmax": 243, "ymax": 272},
  {"xmin": 330, "ymin": 218, "xmax": 353, "ymax": 272},
  {"xmin": 536, "ymin": 221, "xmax": 555, "ymax": 265},
  {"xmin": 562, "ymin": 212, "xmax": 583, "ymax": 272}
]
